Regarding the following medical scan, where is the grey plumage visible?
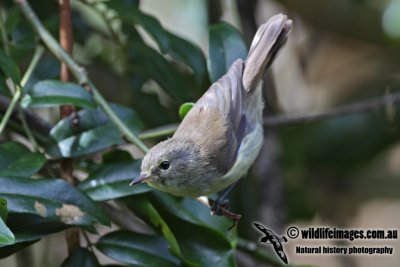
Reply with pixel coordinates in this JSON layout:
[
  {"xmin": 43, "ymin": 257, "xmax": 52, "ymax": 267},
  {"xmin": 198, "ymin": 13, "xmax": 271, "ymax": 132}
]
[{"xmin": 133, "ymin": 14, "xmax": 292, "ymax": 198}]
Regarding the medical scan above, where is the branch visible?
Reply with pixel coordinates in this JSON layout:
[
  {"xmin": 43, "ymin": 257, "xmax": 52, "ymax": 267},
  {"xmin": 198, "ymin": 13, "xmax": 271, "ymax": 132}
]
[
  {"xmin": 138, "ymin": 123, "xmax": 178, "ymax": 139},
  {"xmin": 0, "ymin": 44, "xmax": 47, "ymax": 140},
  {"xmin": 58, "ymin": 0, "xmax": 80, "ymax": 254},
  {"xmin": 15, "ymin": 0, "xmax": 149, "ymax": 154},
  {"xmin": 19, "ymin": 45, "xmax": 45, "ymax": 151},
  {"xmin": 0, "ymin": 95, "xmax": 52, "ymax": 136},
  {"xmin": 0, "ymin": 86, "xmax": 21, "ymax": 135},
  {"xmin": 59, "ymin": 0, "xmax": 76, "ymax": 119},
  {"xmin": 137, "ymin": 91, "xmax": 400, "ymax": 140},
  {"xmin": 263, "ymin": 91, "xmax": 400, "ymax": 127}
]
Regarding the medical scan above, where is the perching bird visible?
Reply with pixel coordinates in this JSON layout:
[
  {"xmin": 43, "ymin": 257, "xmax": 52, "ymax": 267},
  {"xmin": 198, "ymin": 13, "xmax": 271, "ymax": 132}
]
[{"xmin": 131, "ymin": 14, "xmax": 292, "ymax": 217}]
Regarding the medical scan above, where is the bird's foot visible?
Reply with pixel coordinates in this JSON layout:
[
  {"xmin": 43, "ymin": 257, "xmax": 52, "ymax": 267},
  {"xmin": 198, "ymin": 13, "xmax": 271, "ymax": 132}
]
[
  {"xmin": 209, "ymin": 198, "xmax": 242, "ymax": 230},
  {"xmin": 210, "ymin": 198, "xmax": 229, "ymax": 215}
]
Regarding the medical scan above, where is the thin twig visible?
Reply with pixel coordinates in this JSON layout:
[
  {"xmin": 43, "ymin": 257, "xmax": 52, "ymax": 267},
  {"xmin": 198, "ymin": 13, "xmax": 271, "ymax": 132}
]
[
  {"xmin": 15, "ymin": 0, "xmax": 149, "ymax": 153},
  {"xmin": 0, "ymin": 43, "xmax": 45, "ymax": 138},
  {"xmin": 0, "ymin": 95, "xmax": 52, "ymax": 136},
  {"xmin": 80, "ymin": 229, "xmax": 93, "ymax": 248},
  {"xmin": 196, "ymin": 196, "xmax": 242, "ymax": 224},
  {"xmin": 0, "ymin": 114, "xmax": 46, "ymax": 142},
  {"xmin": 138, "ymin": 123, "xmax": 178, "ymax": 139},
  {"xmin": 0, "ymin": 88, "xmax": 21, "ymax": 135},
  {"xmin": 19, "ymin": 45, "xmax": 45, "ymax": 151},
  {"xmin": 0, "ymin": 7, "xmax": 19, "ymax": 136},
  {"xmin": 21, "ymin": 45, "xmax": 45, "ymax": 86},
  {"xmin": 263, "ymin": 91, "xmax": 400, "ymax": 127},
  {"xmin": 19, "ymin": 109, "xmax": 38, "ymax": 150},
  {"xmin": 135, "ymin": 91, "xmax": 400, "ymax": 140}
]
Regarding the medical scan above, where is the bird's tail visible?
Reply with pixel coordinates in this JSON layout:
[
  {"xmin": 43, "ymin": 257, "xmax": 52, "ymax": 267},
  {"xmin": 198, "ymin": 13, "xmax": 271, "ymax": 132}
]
[{"xmin": 242, "ymin": 14, "xmax": 292, "ymax": 92}]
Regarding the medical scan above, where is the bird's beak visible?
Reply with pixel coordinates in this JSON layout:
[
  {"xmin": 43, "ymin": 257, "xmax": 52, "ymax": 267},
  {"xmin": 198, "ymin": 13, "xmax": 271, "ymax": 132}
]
[{"xmin": 130, "ymin": 173, "xmax": 151, "ymax": 186}]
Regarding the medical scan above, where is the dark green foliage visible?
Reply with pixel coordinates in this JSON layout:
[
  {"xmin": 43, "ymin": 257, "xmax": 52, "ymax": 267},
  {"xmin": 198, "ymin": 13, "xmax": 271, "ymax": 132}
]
[
  {"xmin": 0, "ymin": 198, "xmax": 14, "ymax": 246},
  {"xmin": 61, "ymin": 247, "xmax": 101, "ymax": 267},
  {"xmin": 0, "ymin": 1, "xmax": 248, "ymax": 266},
  {"xmin": 1, "ymin": 1, "xmax": 398, "ymax": 267},
  {"xmin": 0, "ymin": 142, "xmax": 46, "ymax": 176},
  {"xmin": 96, "ymin": 231, "xmax": 180, "ymax": 267},
  {"xmin": 79, "ymin": 160, "xmax": 152, "ymax": 201},
  {"xmin": 208, "ymin": 22, "xmax": 247, "ymax": 82},
  {"xmin": 47, "ymin": 104, "xmax": 143, "ymax": 157},
  {"xmin": 21, "ymin": 80, "xmax": 96, "ymax": 108}
]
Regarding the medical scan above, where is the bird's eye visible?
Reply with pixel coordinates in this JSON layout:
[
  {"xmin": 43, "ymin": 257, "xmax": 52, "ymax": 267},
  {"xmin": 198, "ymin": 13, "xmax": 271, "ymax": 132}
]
[{"xmin": 159, "ymin": 160, "xmax": 170, "ymax": 170}]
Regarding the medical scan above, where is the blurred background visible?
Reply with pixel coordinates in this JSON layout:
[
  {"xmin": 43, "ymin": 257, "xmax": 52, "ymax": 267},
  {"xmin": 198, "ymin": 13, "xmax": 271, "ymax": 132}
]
[{"xmin": 1, "ymin": 0, "xmax": 400, "ymax": 266}]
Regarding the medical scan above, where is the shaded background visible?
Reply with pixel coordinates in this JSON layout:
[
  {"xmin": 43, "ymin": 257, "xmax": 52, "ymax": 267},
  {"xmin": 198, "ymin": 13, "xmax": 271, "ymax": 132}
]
[{"xmin": 1, "ymin": 0, "xmax": 400, "ymax": 266}]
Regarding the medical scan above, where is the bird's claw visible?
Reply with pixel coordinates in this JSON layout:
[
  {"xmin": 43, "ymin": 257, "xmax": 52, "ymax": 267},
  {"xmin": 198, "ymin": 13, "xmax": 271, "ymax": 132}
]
[
  {"xmin": 210, "ymin": 198, "xmax": 229, "ymax": 216},
  {"xmin": 209, "ymin": 198, "xmax": 241, "ymax": 230}
]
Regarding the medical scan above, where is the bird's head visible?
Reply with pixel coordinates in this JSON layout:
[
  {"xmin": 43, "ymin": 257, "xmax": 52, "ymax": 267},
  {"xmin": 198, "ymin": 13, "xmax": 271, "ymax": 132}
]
[{"xmin": 130, "ymin": 138, "xmax": 204, "ymax": 196}]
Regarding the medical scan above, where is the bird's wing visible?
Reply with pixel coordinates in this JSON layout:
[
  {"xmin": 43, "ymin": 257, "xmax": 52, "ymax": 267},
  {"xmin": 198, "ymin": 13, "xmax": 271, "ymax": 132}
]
[{"xmin": 173, "ymin": 60, "xmax": 245, "ymax": 173}]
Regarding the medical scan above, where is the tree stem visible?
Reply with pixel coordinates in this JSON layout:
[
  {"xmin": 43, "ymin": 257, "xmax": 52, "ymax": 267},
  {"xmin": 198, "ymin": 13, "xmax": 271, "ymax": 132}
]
[
  {"xmin": 263, "ymin": 91, "xmax": 400, "ymax": 127},
  {"xmin": 58, "ymin": 0, "xmax": 80, "ymax": 254},
  {"xmin": 0, "ymin": 88, "xmax": 21, "ymax": 136}
]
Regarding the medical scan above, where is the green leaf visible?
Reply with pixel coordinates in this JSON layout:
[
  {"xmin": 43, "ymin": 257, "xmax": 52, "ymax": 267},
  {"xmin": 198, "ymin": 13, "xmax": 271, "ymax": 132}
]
[
  {"xmin": 0, "ymin": 217, "xmax": 15, "ymax": 245},
  {"xmin": 166, "ymin": 219, "xmax": 236, "ymax": 267},
  {"xmin": 107, "ymin": 2, "xmax": 208, "ymax": 89},
  {"xmin": 47, "ymin": 104, "xmax": 143, "ymax": 158},
  {"xmin": 0, "ymin": 198, "xmax": 14, "ymax": 247},
  {"xmin": 61, "ymin": 247, "xmax": 101, "ymax": 267},
  {"xmin": 129, "ymin": 42, "xmax": 194, "ymax": 103},
  {"xmin": 0, "ymin": 198, "xmax": 7, "ymax": 221},
  {"xmin": 0, "ymin": 142, "xmax": 46, "ymax": 177},
  {"xmin": 21, "ymin": 80, "xmax": 96, "ymax": 108},
  {"xmin": 0, "ymin": 213, "xmax": 67, "ymax": 258},
  {"xmin": 106, "ymin": 2, "xmax": 170, "ymax": 52},
  {"xmin": 153, "ymin": 192, "xmax": 232, "ymax": 233},
  {"xmin": 7, "ymin": 213, "xmax": 68, "ymax": 243},
  {"xmin": 96, "ymin": 230, "xmax": 180, "ymax": 267},
  {"xmin": 178, "ymin": 102, "xmax": 194, "ymax": 120},
  {"xmin": 102, "ymin": 149, "xmax": 133, "ymax": 164},
  {"xmin": 79, "ymin": 161, "xmax": 151, "ymax": 201},
  {"xmin": 280, "ymin": 112, "xmax": 400, "ymax": 170},
  {"xmin": 0, "ymin": 176, "xmax": 110, "ymax": 227},
  {"xmin": 0, "ymin": 50, "xmax": 21, "ymax": 84},
  {"xmin": 167, "ymin": 33, "xmax": 208, "ymax": 88},
  {"xmin": 0, "ymin": 239, "xmax": 37, "ymax": 259},
  {"xmin": 208, "ymin": 22, "xmax": 247, "ymax": 82},
  {"xmin": 107, "ymin": 2, "xmax": 204, "ymax": 101},
  {"xmin": 127, "ymin": 196, "xmax": 198, "ymax": 267},
  {"xmin": 149, "ymin": 193, "xmax": 237, "ymax": 267}
]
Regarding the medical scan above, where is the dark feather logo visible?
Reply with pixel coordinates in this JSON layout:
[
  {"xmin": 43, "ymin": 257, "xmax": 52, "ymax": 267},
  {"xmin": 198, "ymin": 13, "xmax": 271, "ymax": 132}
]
[{"xmin": 253, "ymin": 222, "xmax": 289, "ymax": 264}]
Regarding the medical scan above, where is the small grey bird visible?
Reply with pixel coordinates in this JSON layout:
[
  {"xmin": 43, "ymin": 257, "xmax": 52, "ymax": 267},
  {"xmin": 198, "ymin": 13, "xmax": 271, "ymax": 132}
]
[{"xmin": 131, "ymin": 14, "xmax": 291, "ymax": 215}]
